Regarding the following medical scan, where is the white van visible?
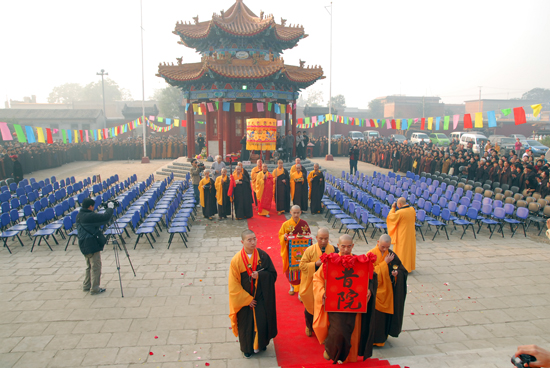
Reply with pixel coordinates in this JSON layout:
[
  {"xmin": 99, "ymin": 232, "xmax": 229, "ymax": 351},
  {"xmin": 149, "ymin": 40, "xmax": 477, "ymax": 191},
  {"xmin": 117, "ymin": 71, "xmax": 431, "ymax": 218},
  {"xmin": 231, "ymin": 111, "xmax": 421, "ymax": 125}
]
[
  {"xmin": 348, "ymin": 131, "xmax": 364, "ymax": 141},
  {"xmin": 363, "ymin": 130, "xmax": 380, "ymax": 141},
  {"xmin": 410, "ymin": 132, "xmax": 431, "ymax": 145},
  {"xmin": 450, "ymin": 131, "xmax": 466, "ymax": 141},
  {"xmin": 460, "ymin": 133, "xmax": 488, "ymax": 154}
]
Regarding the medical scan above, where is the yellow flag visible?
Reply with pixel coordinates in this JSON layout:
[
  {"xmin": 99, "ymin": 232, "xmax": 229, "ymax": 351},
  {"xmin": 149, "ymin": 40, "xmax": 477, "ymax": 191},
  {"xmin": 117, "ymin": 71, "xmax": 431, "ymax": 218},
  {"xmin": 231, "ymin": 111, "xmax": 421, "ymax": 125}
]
[
  {"xmin": 74, "ymin": 130, "xmax": 79, "ymax": 143},
  {"xmin": 174, "ymin": 119, "xmax": 180, "ymax": 127},
  {"xmin": 396, "ymin": 119, "xmax": 401, "ymax": 130},
  {"xmin": 475, "ymin": 112, "xmax": 483, "ymax": 128},
  {"xmin": 36, "ymin": 127, "xmax": 46, "ymax": 143},
  {"xmin": 98, "ymin": 129, "xmax": 102, "ymax": 140},
  {"xmin": 531, "ymin": 104, "xmax": 542, "ymax": 117},
  {"xmin": 428, "ymin": 117, "xmax": 433, "ymax": 130},
  {"xmin": 280, "ymin": 104, "xmax": 286, "ymax": 114},
  {"xmin": 193, "ymin": 104, "xmax": 198, "ymax": 113},
  {"xmin": 235, "ymin": 103, "xmax": 242, "ymax": 112},
  {"xmin": 374, "ymin": 120, "xmax": 379, "ymax": 128}
]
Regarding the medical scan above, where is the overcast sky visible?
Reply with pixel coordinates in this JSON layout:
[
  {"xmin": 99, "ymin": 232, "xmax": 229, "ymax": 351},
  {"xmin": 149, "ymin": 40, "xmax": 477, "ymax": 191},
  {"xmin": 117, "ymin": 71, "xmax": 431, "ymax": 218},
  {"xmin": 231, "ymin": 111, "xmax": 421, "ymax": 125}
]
[{"xmin": 2, "ymin": 0, "xmax": 549, "ymax": 109}]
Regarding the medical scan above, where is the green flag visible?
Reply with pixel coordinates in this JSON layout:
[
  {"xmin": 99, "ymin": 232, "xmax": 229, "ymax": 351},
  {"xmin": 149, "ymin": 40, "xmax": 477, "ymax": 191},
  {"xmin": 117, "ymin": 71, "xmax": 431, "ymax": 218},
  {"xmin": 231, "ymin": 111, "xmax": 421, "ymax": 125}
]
[
  {"xmin": 381, "ymin": 119, "xmax": 386, "ymax": 127},
  {"xmin": 62, "ymin": 130, "xmax": 67, "ymax": 143},
  {"xmin": 501, "ymin": 108, "xmax": 512, "ymax": 116},
  {"xmin": 13, "ymin": 124, "xmax": 27, "ymax": 143},
  {"xmin": 267, "ymin": 103, "xmax": 272, "ymax": 112},
  {"xmin": 444, "ymin": 116, "xmax": 450, "ymax": 130},
  {"xmin": 215, "ymin": 101, "xmax": 219, "ymax": 110}
]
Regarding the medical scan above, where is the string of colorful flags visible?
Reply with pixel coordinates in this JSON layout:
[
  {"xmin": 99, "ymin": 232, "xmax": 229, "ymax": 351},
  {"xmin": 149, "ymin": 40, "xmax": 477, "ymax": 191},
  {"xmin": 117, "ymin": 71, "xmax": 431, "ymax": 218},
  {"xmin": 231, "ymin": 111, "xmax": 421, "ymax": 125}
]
[{"xmin": 296, "ymin": 103, "xmax": 544, "ymax": 130}]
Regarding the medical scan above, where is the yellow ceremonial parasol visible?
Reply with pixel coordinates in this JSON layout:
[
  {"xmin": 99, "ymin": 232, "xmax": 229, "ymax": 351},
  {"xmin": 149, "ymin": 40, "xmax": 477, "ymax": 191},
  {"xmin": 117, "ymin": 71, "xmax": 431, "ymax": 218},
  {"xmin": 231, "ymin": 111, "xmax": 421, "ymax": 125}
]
[{"xmin": 246, "ymin": 118, "xmax": 277, "ymax": 151}]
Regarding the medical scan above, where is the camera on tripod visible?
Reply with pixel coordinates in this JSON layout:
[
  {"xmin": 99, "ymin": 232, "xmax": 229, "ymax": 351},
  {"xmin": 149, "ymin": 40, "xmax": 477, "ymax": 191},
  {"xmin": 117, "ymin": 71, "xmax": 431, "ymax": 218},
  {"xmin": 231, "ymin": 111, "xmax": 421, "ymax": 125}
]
[{"xmin": 100, "ymin": 199, "xmax": 120, "ymax": 209}]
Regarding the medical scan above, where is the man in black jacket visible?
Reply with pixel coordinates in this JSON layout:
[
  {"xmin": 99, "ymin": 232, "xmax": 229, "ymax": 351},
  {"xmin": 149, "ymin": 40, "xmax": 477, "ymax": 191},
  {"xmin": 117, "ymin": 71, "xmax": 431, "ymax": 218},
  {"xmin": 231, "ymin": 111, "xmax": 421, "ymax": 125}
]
[
  {"xmin": 10, "ymin": 155, "xmax": 23, "ymax": 183},
  {"xmin": 76, "ymin": 198, "xmax": 114, "ymax": 295},
  {"xmin": 349, "ymin": 144, "xmax": 359, "ymax": 175}
]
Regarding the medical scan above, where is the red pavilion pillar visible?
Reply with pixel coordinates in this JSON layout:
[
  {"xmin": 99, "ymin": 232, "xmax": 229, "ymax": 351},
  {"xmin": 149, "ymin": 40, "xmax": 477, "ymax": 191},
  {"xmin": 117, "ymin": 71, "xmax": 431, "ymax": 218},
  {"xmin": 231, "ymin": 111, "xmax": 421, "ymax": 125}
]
[
  {"xmin": 218, "ymin": 100, "xmax": 223, "ymax": 158},
  {"xmin": 186, "ymin": 103, "xmax": 195, "ymax": 159},
  {"xmin": 291, "ymin": 101, "xmax": 297, "ymax": 158}
]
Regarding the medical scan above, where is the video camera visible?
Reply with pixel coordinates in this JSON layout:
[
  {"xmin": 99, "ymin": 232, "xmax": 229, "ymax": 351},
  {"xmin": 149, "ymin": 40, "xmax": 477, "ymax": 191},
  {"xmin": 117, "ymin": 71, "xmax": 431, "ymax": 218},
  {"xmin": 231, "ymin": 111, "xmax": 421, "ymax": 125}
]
[
  {"xmin": 197, "ymin": 161, "xmax": 205, "ymax": 170},
  {"xmin": 511, "ymin": 354, "xmax": 536, "ymax": 368},
  {"xmin": 100, "ymin": 199, "xmax": 120, "ymax": 209}
]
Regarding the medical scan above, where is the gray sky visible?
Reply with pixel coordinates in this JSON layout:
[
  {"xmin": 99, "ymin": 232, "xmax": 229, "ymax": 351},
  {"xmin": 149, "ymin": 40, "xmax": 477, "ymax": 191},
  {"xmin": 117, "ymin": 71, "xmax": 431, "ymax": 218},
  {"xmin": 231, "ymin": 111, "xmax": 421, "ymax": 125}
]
[{"xmin": 2, "ymin": 0, "xmax": 549, "ymax": 109}]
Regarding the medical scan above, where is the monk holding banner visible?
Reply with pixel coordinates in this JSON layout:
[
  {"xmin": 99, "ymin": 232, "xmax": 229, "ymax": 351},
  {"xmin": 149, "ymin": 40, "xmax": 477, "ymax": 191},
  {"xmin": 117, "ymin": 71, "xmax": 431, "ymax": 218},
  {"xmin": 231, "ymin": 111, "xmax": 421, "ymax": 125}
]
[
  {"xmin": 369, "ymin": 234, "xmax": 408, "ymax": 347},
  {"xmin": 229, "ymin": 229, "xmax": 277, "ymax": 358},
  {"xmin": 255, "ymin": 163, "xmax": 274, "ymax": 217},
  {"xmin": 308, "ymin": 163, "xmax": 325, "ymax": 214},
  {"xmin": 299, "ymin": 227, "xmax": 337, "ymax": 337},
  {"xmin": 273, "ymin": 160, "xmax": 290, "ymax": 215},
  {"xmin": 386, "ymin": 197, "xmax": 417, "ymax": 272},
  {"xmin": 290, "ymin": 164, "xmax": 309, "ymax": 213},
  {"xmin": 313, "ymin": 234, "xmax": 378, "ymax": 364},
  {"xmin": 278, "ymin": 205, "xmax": 311, "ymax": 295}
]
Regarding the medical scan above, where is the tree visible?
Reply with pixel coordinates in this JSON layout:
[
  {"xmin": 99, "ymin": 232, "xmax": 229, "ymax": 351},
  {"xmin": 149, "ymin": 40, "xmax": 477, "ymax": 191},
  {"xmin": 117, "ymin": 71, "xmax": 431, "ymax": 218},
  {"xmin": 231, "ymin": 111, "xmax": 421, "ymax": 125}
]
[
  {"xmin": 297, "ymin": 88, "xmax": 324, "ymax": 107},
  {"xmin": 367, "ymin": 98, "xmax": 384, "ymax": 118},
  {"xmin": 522, "ymin": 88, "xmax": 550, "ymax": 102},
  {"xmin": 151, "ymin": 86, "xmax": 183, "ymax": 117},
  {"xmin": 47, "ymin": 83, "xmax": 84, "ymax": 103},
  {"xmin": 327, "ymin": 94, "xmax": 346, "ymax": 111},
  {"xmin": 80, "ymin": 78, "xmax": 132, "ymax": 102}
]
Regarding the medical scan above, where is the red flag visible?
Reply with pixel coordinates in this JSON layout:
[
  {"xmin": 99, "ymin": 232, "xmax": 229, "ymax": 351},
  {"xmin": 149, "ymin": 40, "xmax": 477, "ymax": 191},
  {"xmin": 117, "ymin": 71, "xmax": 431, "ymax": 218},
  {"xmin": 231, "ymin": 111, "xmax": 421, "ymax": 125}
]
[
  {"xmin": 227, "ymin": 174, "xmax": 236, "ymax": 198},
  {"xmin": 298, "ymin": 118, "xmax": 303, "ymax": 125},
  {"xmin": 514, "ymin": 107, "xmax": 527, "ymax": 125},
  {"xmin": 245, "ymin": 103, "xmax": 253, "ymax": 112},
  {"xmin": 370, "ymin": 119, "xmax": 374, "ymax": 126},
  {"xmin": 46, "ymin": 128, "xmax": 53, "ymax": 144},
  {"xmin": 79, "ymin": 130, "xmax": 84, "ymax": 142},
  {"xmin": 181, "ymin": 120, "xmax": 187, "ymax": 127},
  {"xmin": 391, "ymin": 119, "xmax": 396, "ymax": 129},
  {"xmin": 463, "ymin": 114, "xmax": 473, "ymax": 129},
  {"xmin": 421, "ymin": 118, "xmax": 425, "ymax": 130}
]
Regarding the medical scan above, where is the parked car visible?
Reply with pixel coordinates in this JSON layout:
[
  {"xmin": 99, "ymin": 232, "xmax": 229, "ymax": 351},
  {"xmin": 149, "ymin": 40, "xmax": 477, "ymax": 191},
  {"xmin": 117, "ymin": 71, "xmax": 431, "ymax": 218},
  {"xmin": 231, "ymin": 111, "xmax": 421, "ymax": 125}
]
[
  {"xmin": 523, "ymin": 140, "xmax": 549, "ymax": 156},
  {"xmin": 389, "ymin": 134, "xmax": 406, "ymax": 143},
  {"xmin": 510, "ymin": 134, "xmax": 526, "ymax": 140},
  {"xmin": 331, "ymin": 134, "xmax": 343, "ymax": 140},
  {"xmin": 410, "ymin": 132, "xmax": 431, "ymax": 145},
  {"xmin": 460, "ymin": 133, "xmax": 488, "ymax": 154},
  {"xmin": 429, "ymin": 133, "xmax": 450, "ymax": 146},
  {"xmin": 450, "ymin": 131, "xmax": 466, "ymax": 142},
  {"xmin": 488, "ymin": 135, "xmax": 506, "ymax": 144},
  {"xmin": 492, "ymin": 137, "xmax": 518, "ymax": 156},
  {"xmin": 348, "ymin": 131, "xmax": 364, "ymax": 141},
  {"xmin": 363, "ymin": 130, "xmax": 380, "ymax": 141}
]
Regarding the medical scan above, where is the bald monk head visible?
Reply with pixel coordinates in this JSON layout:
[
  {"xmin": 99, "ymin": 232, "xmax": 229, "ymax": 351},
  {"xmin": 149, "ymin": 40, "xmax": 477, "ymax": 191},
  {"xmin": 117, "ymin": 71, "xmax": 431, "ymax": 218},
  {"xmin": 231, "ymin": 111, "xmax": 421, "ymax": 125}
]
[
  {"xmin": 262, "ymin": 163, "xmax": 268, "ymax": 173},
  {"xmin": 290, "ymin": 205, "xmax": 301, "ymax": 221},
  {"xmin": 376, "ymin": 234, "xmax": 392, "ymax": 254},
  {"xmin": 338, "ymin": 234, "xmax": 354, "ymax": 256},
  {"xmin": 256, "ymin": 159, "xmax": 263, "ymax": 168},
  {"xmin": 241, "ymin": 229, "xmax": 257, "ymax": 254},
  {"xmin": 278, "ymin": 160, "xmax": 284, "ymax": 169},
  {"xmin": 316, "ymin": 227, "xmax": 330, "ymax": 249},
  {"xmin": 396, "ymin": 197, "xmax": 407, "ymax": 209}
]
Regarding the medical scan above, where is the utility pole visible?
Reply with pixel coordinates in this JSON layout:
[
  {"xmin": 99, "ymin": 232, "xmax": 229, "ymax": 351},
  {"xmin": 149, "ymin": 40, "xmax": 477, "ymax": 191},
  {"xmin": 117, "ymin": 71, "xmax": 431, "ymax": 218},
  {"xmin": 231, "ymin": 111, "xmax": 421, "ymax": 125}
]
[
  {"xmin": 96, "ymin": 69, "xmax": 108, "ymax": 129},
  {"xmin": 325, "ymin": 2, "xmax": 333, "ymax": 160},
  {"xmin": 140, "ymin": 0, "xmax": 148, "ymax": 163}
]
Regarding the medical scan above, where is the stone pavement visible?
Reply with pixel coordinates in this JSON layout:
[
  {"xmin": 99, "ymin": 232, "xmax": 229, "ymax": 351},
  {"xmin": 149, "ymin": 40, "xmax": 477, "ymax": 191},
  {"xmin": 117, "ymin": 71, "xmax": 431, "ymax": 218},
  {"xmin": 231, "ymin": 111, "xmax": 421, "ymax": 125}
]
[{"xmin": 0, "ymin": 156, "xmax": 549, "ymax": 368}]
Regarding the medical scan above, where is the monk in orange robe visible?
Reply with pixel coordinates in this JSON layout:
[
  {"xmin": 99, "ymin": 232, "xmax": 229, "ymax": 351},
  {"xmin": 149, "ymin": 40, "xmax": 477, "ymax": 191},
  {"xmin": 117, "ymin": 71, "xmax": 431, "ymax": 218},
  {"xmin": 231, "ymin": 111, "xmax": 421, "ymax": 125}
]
[
  {"xmin": 228, "ymin": 229, "xmax": 277, "ymax": 358},
  {"xmin": 290, "ymin": 164, "xmax": 308, "ymax": 212},
  {"xmin": 278, "ymin": 205, "xmax": 310, "ymax": 295},
  {"xmin": 255, "ymin": 163, "xmax": 274, "ymax": 217},
  {"xmin": 312, "ymin": 234, "xmax": 378, "ymax": 363},
  {"xmin": 369, "ymin": 234, "xmax": 408, "ymax": 347},
  {"xmin": 299, "ymin": 227, "xmax": 337, "ymax": 337},
  {"xmin": 290, "ymin": 157, "xmax": 301, "ymax": 175},
  {"xmin": 386, "ymin": 197, "xmax": 417, "ymax": 272}
]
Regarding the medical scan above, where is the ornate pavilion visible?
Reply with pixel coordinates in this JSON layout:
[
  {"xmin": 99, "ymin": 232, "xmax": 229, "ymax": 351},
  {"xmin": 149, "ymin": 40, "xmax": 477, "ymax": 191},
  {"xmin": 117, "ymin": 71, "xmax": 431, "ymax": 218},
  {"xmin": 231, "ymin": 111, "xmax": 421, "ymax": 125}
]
[{"xmin": 157, "ymin": 0, "xmax": 324, "ymax": 158}]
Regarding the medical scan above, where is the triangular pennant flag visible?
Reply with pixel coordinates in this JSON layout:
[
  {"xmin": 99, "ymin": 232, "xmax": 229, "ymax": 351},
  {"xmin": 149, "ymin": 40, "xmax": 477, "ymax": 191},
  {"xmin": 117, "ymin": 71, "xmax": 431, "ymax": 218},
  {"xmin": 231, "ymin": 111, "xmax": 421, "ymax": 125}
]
[
  {"xmin": 474, "ymin": 112, "xmax": 483, "ymax": 128},
  {"xmin": 513, "ymin": 107, "xmax": 527, "ymax": 125},
  {"xmin": 374, "ymin": 119, "xmax": 379, "ymax": 128},
  {"xmin": 381, "ymin": 119, "xmax": 386, "ymax": 128},
  {"xmin": 531, "ymin": 104, "xmax": 542, "ymax": 117},
  {"xmin": 391, "ymin": 119, "xmax": 396, "ymax": 129},
  {"xmin": 420, "ymin": 118, "xmax": 425, "ymax": 130},
  {"xmin": 453, "ymin": 115, "xmax": 459, "ymax": 129},
  {"xmin": 444, "ymin": 116, "xmax": 450, "ymax": 130},
  {"xmin": 400, "ymin": 119, "xmax": 406, "ymax": 130},
  {"xmin": 435, "ymin": 117, "xmax": 440, "ymax": 131},
  {"xmin": 487, "ymin": 111, "xmax": 497, "ymax": 128},
  {"xmin": 463, "ymin": 114, "xmax": 473, "ymax": 129},
  {"xmin": 501, "ymin": 108, "xmax": 512, "ymax": 116}
]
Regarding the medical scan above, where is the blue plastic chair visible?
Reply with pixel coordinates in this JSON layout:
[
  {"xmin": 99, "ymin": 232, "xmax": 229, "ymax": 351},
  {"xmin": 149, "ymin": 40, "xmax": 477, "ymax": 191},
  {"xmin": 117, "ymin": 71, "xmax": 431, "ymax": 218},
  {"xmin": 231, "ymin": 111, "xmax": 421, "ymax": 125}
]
[
  {"xmin": 453, "ymin": 206, "xmax": 477, "ymax": 239},
  {"xmin": 478, "ymin": 205, "xmax": 503, "ymax": 238},
  {"xmin": 503, "ymin": 207, "xmax": 529, "ymax": 237}
]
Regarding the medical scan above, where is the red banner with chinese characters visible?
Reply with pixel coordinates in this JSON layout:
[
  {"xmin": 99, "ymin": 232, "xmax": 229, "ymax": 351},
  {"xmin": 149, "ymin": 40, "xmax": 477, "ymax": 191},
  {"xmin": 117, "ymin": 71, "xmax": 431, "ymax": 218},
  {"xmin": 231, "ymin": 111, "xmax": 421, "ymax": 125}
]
[{"xmin": 323, "ymin": 253, "xmax": 376, "ymax": 313}]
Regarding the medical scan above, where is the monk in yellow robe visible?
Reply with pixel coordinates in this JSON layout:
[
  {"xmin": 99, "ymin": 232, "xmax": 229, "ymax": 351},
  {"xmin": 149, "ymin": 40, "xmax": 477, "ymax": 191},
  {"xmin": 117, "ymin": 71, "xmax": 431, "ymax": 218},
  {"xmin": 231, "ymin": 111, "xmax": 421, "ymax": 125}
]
[
  {"xmin": 272, "ymin": 160, "xmax": 290, "ymax": 215},
  {"xmin": 307, "ymin": 163, "xmax": 325, "ymax": 214},
  {"xmin": 369, "ymin": 234, "xmax": 408, "ymax": 347},
  {"xmin": 278, "ymin": 205, "xmax": 310, "ymax": 295},
  {"xmin": 229, "ymin": 229, "xmax": 277, "ymax": 358},
  {"xmin": 199, "ymin": 170, "xmax": 217, "ymax": 220},
  {"xmin": 290, "ymin": 157, "xmax": 301, "ymax": 175},
  {"xmin": 255, "ymin": 163, "xmax": 274, "ymax": 217},
  {"xmin": 214, "ymin": 168, "xmax": 231, "ymax": 220},
  {"xmin": 299, "ymin": 227, "xmax": 337, "ymax": 337},
  {"xmin": 290, "ymin": 164, "xmax": 308, "ymax": 212},
  {"xmin": 312, "ymin": 234, "xmax": 378, "ymax": 363},
  {"xmin": 251, "ymin": 160, "xmax": 262, "ymax": 207},
  {"xmin": 386, "ymin": 197, "xmax": 416, "ymax": 272}
]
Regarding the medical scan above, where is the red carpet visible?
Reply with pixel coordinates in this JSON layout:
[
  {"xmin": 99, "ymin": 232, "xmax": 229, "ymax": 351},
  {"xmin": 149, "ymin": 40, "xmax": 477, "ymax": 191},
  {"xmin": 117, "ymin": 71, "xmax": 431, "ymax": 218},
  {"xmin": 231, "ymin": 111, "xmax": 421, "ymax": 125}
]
[{"xmin": 247, "ymin": 203, "xmax": 400, "ymax": 368}]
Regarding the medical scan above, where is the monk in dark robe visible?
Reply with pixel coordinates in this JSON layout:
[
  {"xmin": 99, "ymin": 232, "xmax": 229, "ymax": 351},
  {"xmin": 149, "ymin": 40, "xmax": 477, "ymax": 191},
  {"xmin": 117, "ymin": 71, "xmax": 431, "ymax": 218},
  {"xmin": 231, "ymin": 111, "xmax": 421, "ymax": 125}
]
[
  {"xmin": 215, "ymin": 168, "xmax": 231, "ymax": 220},
  {"xmin": 308, "ymin": 163, "xmax": 325, "ymax": 214},
  {"xmin": 313, "ymin": 234, "xmax": 378, "ymax": 363},
  {"xmin": 369, "ymin": 234, "xmax": 408, "ymax": 347},
  {"xmin": 272, "ymin": 160, "xmax": 290, "ymax": 215},
  {"xmin": 290, "ymin": 164, "xmax": 308, "ymax": 212},
  {"xmin": 231, "ymin": 165, "xmax": 254, "ymax": 220},
  {"xmin": 229, "ymin": 229, "xmax": 277, "ymax": 358},
  {"xmin": 199, "ymin": 170, "xmax": 217, "ymax": 220}
]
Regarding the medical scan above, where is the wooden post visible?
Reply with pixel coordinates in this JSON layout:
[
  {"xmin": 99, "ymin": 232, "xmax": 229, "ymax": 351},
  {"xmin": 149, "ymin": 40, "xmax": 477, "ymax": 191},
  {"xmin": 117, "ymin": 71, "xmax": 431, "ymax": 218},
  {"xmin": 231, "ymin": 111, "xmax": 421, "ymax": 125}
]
[
  {"xmin": 291, "ymin": 101, "xmax": 297, "ymax": 158},
  {"xmin": 218, "ymin": 100, "xmax": 223, "ymax": 158},
  {"xmin": 186, "ymin": 103, "xmax": 195, "ymax": 159}
]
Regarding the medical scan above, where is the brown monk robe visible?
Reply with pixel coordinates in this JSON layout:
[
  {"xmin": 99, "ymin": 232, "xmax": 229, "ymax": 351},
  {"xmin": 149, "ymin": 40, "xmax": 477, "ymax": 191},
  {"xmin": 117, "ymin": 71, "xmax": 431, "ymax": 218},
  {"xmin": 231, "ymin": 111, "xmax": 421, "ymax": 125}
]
[
  {"xmin": 369, "ymin": 234, "xmax": 408, "ymax": 347},
  {"xmin": 313, "ymin": 235, "xmax": 378, "ymax": 364},
  {"xmin": 298, "ymin": 228, "xmax": 337, "ymax": 336},
  {"xmin": 229, "ymin": 230, "xmax": 277, "ymax": 358}
]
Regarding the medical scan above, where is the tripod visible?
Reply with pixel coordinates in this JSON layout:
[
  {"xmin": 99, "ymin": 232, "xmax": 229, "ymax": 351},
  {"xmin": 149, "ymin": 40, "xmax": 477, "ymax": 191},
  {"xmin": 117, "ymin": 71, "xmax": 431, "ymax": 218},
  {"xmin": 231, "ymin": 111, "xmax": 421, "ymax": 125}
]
[{"xmin": 105, "ymin": 217, "xmax": 136, "ymax": 297}]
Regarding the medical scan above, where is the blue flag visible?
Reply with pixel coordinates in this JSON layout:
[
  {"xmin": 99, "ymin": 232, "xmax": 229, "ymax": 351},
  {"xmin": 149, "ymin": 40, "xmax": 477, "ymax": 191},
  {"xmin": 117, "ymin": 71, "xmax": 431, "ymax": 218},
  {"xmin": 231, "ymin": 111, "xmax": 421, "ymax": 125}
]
[
  {"xmin": 487, "ymin": 111, "xmax": 497, "ymax": 128},
  {"xmin": 25, "ymin": 126, "xmax": 36, "ymax": 143},
  {"xmin": 435, "ymin": 117, "xmax": 441, "ymax": 131}
]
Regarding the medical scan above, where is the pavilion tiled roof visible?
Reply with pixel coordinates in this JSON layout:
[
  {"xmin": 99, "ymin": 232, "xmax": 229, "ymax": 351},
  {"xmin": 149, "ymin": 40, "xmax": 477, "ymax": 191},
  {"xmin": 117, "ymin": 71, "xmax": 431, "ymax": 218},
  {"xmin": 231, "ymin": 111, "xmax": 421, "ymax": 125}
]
[
  {"xmin": 174, "ymin": 0, "xmax": 305, "ymax": 42},
  {"xmin": 157, "ymin": 56, "xmax": 323, "ymax": 84}
]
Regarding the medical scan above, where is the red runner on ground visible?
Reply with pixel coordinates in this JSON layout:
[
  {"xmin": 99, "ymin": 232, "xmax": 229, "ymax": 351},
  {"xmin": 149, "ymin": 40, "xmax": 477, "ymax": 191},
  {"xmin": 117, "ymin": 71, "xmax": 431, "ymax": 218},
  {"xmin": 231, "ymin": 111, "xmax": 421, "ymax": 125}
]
[{"xmin": 247, "ymin": 202, "xmax": 400, "ymax": 368}]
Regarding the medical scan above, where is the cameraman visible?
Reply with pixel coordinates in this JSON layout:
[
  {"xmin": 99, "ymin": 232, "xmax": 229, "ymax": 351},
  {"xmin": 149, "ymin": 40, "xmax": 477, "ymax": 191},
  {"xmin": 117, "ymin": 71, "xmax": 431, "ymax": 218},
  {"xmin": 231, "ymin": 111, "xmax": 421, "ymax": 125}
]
[
  {"xmin": 76, "ymin": 198, "xmax": 115, "ymax": 295},
  {"xmin": 190, "ymin": 159, "xmax": 204, "ymax": 206}
]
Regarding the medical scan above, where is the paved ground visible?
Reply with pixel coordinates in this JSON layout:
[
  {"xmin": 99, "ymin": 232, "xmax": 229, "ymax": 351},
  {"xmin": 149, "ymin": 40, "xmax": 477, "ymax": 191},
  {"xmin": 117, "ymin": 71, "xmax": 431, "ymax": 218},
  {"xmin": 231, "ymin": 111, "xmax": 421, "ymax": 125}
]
[{"xmin": 1, "ymin": 156, "xmax": 549, "ymax": 368}]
